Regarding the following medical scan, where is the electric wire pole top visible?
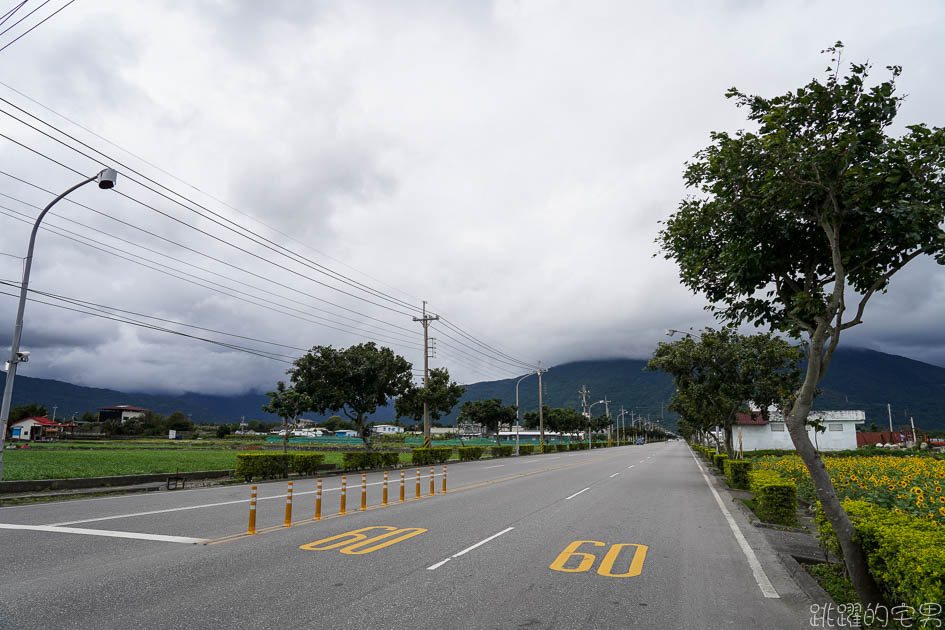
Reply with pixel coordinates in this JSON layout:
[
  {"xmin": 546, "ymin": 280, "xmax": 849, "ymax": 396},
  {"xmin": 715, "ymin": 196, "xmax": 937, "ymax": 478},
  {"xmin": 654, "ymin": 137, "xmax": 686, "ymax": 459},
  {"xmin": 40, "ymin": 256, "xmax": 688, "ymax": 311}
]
[{"xmin": 413, "ymin": 300, "xmax": 439, "ymax": 449}]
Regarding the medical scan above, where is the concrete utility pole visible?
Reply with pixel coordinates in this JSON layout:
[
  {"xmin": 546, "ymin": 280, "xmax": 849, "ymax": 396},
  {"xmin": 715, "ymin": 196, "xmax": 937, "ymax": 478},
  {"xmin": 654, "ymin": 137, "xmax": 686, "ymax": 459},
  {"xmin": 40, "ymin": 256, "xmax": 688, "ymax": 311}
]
[
  {"xmin": 578, "ymin": 385, "xmax": 590, "ymax": 446},
  {"xmin": 52, "ymin": 406, "xmax": 57, "ymax": 423},
  {"xmin": 603, "ymin": 397, "xmax": 611, "ymax": 444},
  {"xmin": 412, "ymin": 300, "xmax": 439, "ymax": 448},
  {"xmin": 887, "ymin": 403, "xmax": 893, "ymax": 433},
  {"xmin": 537, "ymin": 362, "xmax": 547, "ymax": 452}
]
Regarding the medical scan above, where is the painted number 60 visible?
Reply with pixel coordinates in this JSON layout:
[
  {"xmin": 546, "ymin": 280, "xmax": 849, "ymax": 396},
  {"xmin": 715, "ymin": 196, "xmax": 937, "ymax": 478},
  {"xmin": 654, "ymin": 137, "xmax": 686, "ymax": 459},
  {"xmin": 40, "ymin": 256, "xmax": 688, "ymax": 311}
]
[{"xmin": 549, "ymin": 540, "xmax": 648, "ymax": 578}]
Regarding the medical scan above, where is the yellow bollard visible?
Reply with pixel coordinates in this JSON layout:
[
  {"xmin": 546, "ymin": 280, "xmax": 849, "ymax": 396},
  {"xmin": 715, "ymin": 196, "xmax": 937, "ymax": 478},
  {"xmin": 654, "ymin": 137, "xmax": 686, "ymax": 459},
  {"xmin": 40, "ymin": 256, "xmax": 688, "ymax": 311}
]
[
  {"xmin": 283, "ymin": 480, "xmax": 293, "ymax": 527},
  {"xmin": 340, "ymin": 476, "xmax": 347, "ymax": 515},
  {"xmin": 383, "ymin": 471, "xmax": 389, "ymax": 506},
  {"xmin": 247, "ymin": 485, "xmax": 258, "ymax": 535},
  {"xmin": 399, "ymin": 469, "xmax": 405, "ymax": 503},
  {"xmin": 429, "ymin": 466, "xmax": 435, "ymax": 496},
  {"xmin": 442, "ymin": 464, "xmax": 447, "ymax": 493},
  {"xmin": 415, "ymin": 468, "xmax": 420, "ymax": 499},
  {"xmin": 313, "ymin": 478, "xmax": 322, "ymax": 520},
  {"xmin": 360, "ymin": 473, "xmax": 367, "ymax": 511}
]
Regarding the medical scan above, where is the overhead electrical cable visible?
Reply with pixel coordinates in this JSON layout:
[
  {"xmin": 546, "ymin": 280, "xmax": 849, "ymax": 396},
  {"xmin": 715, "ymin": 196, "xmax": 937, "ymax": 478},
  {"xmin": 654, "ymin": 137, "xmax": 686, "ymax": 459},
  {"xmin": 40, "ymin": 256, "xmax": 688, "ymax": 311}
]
[
  {"xmin": 0, "ymin": 0, "xmax": 76, "ymax": 54},
  {"xmin": 0, "ymin": 2, "xmax": 28, "ymax": 28},
  {"xmin": 0, "ymin": 289, "xmax": 298, "ymax": 364},
  {"xmin": 0, "ymin": 168, "xmax": 420, "ymax": 337},
  {"xmin": 0, "ymin": 101, "xmax": 423, "ymax": 315},
  {"xmin": 0, "ymin": 190, "xmax": 422, "ymax": 342},
  {"xmin": 0, "ymin": 209, "xmax": 424, "ymax": 352},
  {"xmin": 0, "ymin": 78, "xmax": 424, "ymax": 307}
]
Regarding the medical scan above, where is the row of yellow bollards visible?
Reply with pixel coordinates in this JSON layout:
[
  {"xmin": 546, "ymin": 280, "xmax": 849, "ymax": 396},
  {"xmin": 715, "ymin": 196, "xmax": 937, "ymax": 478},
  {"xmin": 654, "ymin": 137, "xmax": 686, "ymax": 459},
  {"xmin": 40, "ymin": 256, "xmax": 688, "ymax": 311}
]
[{"xmin": 247, "ymin": 465, "xmax": 447, "ymax": 534}]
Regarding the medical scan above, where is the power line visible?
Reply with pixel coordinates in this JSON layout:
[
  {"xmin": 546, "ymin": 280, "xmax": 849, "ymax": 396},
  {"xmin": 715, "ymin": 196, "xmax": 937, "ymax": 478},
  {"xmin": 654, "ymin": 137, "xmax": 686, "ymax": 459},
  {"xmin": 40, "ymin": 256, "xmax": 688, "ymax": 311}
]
[
  {"xmin": 0, "ymin": 0, "xmax": 76, "ymax": 54},
  {"xmin": 430, "ymin": 323, "xmax": 536, "ymax": 371},
  {"xmin": 0, "ymin": 78, "xmax": 425, "ymax": 307},
  {"xmin": 0, "ymin": 191, "xmax": 422, "ymax": 342},
  {"xmin": 0, "ymin": 168, "xmax": 420, "ymax": 338},
  {"xmin": 0, "ymin": 288, "xmax": 297, "ymax": 364},
  {"xmin": 0, "ymin": 0, "xmax": 51, "ymax": 38},
  {"xmin": 0, "ymin": 207, "xmax": 425, "ymax": 353},
  {"xmin": 0, "ymin": 101, "xmax": 423, "ymax": 315},
  {"xmin": 0, "ymin": 2, "xmax": 28, "ymax": 28}
]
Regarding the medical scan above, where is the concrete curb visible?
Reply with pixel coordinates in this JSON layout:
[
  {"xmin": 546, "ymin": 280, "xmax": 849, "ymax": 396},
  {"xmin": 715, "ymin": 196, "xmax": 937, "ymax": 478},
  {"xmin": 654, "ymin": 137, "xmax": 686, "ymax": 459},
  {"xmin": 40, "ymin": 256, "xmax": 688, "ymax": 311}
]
[{"xmin": 0, "ymin": 469, "xmax": 235, "ymax": 493}]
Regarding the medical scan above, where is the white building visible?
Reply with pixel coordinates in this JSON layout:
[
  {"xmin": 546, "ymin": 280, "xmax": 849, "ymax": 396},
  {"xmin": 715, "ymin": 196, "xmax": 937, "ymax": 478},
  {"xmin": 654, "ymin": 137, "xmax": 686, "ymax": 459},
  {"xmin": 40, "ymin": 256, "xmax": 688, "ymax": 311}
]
[
  {"xmin": 735, "ymin": 409, "xmax": 865, "ymax": 451},
  {"xmin": 372, "ymin": 424, "xmax": 404, "ymax": 434}
]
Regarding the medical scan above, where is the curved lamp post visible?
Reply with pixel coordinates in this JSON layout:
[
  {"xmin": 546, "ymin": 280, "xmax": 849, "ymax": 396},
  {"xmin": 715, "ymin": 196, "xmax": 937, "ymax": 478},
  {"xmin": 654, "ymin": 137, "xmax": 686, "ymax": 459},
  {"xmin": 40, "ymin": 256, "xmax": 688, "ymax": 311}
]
[{"xmin": 0, "ymin": 169, "xmax": 117, "ymax": 479}]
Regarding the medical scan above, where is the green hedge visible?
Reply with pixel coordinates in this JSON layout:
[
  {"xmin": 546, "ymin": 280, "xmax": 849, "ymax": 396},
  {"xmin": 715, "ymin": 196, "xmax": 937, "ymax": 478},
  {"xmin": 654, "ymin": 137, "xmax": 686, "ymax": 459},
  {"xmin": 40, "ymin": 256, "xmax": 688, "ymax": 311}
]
[
  {"xmin": 815, "ymin": 500, "xmax": 945, "ymax": 611},
  {"xmin": 556, "ymin": 444, "xmax": 570, "ymax": 453},
  {"xmin": 569, "ymin": 442, "xmax": 588, "ymax": 451},
  {"xmin": 518, "ymin": 445, "xmax": 536, "ymax": 456},
  {"xmin": 341, "ymin": 451, "xmax": 398, "ymax": 471},
  {"xmin": 749, "ymin": 469, "xmax": 797, "ymax": 526},
  {"xmin": 591, "ymin": 441, "xmax": 607, "ymax": 449},
  {"xmin": 458, "ymin": 446, "xmax": 484, "ymax": 462},
  {"xmin": 411, "ymin": 447, "xmax": 453, "ymax": 465},
  {"xmin": 724, "ymin": 459, "xmax": 752, "ymax": 490},
  {"xmin": 490, "ymin": 445, "xmax": 514, "ymax": 458},
  {"xmin": 713, "ymin": 453, "xmax": 729, "ymax": 473},
  {"xmin": 236, "ymin": 452, "xmax": 326, "ymax": 481}
]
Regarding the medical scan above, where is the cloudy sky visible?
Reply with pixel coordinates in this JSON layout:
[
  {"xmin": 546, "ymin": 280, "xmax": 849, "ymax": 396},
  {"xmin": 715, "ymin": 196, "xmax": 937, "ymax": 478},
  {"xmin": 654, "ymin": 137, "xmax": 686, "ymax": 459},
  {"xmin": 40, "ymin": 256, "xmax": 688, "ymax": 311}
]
[{"xmin": 0, "ymin": 0, "xmax": 943, "ymax": 396}]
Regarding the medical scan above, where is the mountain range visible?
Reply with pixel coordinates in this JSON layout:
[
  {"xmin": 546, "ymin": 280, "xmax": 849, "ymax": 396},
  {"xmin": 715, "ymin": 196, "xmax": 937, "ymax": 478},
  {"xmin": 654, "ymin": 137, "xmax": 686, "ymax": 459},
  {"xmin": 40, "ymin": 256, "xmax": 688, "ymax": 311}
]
[{"xmin": 2, "ymin": 347, "xmax": 943, "ymax": 431}]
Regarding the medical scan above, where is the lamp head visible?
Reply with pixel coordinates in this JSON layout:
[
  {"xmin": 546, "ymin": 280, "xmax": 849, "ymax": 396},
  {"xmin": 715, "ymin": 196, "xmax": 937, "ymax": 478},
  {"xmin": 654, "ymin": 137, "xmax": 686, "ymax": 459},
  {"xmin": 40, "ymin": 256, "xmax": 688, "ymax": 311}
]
[{"xmin": 96, "ymin": 168, "xmax": 118, "ymax": 189}]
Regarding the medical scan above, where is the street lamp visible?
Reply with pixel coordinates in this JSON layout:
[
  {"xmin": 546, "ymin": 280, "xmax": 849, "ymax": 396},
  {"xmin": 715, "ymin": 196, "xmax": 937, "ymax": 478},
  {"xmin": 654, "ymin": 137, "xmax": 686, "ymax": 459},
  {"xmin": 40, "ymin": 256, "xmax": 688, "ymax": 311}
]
[
  {"xmin": 0, "ymin": 168, "xmax": 117, "ymax": 479},
  {"xmin": 587, "ymin": 399, "xmax": 604, "ymax": 446},
  {"xmin": 514, "ymin": 371, "xmax": 535, "ymax": 455}
]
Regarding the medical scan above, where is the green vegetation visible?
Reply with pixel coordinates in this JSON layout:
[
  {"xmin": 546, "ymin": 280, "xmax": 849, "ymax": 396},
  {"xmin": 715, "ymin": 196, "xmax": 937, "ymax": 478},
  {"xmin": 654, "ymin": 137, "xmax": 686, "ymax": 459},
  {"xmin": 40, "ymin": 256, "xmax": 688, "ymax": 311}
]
[
  {"xmin": 341, "ymin": 451, "xmax": 399, "ymax": 471},
  {"xmin": 3, "ymin": 449, "xmax": 240, "ymax": 480},
  {"xmin": 815, "ymin": 500, "xmax": 945, "ymax": 612},
  {"xmin": 235, "ymin": 452, "xmax": 326, "ymax": 481},
  {"xmin": 457, "ymin": 446, "xmax": 484, "ymax": 462},
  {"xmin": 724, "ymin": 459, "xmax": 752, "ymax": 490},
  {"xmin": 748, "ymin": 469, "xmax": 798, "ymax": 526},
  {"xmin": 411, "ymin": 447, "xmax": 453, "ymax": 465},
  {"xmin": 805, "ymin": 562, "xmax": 858, "ymax": 606}
]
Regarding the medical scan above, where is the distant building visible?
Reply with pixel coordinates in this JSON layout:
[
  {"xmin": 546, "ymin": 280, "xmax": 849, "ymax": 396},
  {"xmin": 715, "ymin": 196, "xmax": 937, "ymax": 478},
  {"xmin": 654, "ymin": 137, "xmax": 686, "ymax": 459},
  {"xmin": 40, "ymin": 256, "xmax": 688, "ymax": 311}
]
[
  {"xmin": 334, "ymin": 429, "xmax": 358, "ymax": 438},
  {"xmin": 97, "ymin": 405, "xmax": 148, "ymax": 424},
  {"xmin": 8, "ymin": 416, "xmax": 58, "ymax": 440},
  {"xmin": 735, "ymin": 409, "xmax": 865, "ymax": 451},
  {"xmin": 372, "ymin": 424, "xmax": 404, "ymax": 434}
]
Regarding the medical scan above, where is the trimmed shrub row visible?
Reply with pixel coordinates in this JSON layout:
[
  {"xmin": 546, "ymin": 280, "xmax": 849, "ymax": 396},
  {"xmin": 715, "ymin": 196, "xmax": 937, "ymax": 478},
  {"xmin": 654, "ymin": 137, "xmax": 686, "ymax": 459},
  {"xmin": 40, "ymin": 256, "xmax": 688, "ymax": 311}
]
[
  {"xmin": 236, "ymin": 452, "xmax": 326, "ymax": 481},
  {"xmin": 342, "ymin": 451, "xmax": 399, "ymax": 471},
  {"xmin": 724, "ymin": 459, "xmax": 752, "ymax": 490},
  {"xmin": 458, "ymin": 446, "xmax": 484, "ymax": 462},
  {"xmin": 815, "ymin": 500, "xmax": 945, "ymax": 611},
  {"xmin": 713, "ymin": 453, "xmax": 729, "ymax": 473},
  {"xmin": 749, "ymin": 469, "xmax": 798, "ymax": 526},
  {"xmin": 411, "ymin": 447, "xmax": 453, "ymax": 465},
  {"xmin": 556, "ymin": 444, "xmax": 570, "ymax": 453},
  {"xmin": 490, "ymin": 445, "xmax": 514, "ymax": 458},
  {"xmin": 518, "ymin": 445, "xmax": 536, "ymax": 456}
]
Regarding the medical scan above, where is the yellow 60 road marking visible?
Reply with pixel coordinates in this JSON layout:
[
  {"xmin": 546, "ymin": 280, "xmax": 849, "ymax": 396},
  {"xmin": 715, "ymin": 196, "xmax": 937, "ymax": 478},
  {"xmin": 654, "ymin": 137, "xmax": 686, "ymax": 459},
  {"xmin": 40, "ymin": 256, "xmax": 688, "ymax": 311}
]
[
  {"xmin": 300, "ymin": 526, "xmax": 427, "ymax": 555},
  {"xmin": 550, "ymin": 540, "xmax": 648, "ymax": 577}
]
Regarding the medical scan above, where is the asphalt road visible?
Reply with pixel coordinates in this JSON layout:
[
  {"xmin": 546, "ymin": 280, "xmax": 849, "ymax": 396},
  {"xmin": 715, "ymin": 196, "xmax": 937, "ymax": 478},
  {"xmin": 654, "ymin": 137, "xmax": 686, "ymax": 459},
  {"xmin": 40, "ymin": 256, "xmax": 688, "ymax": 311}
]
[{"xmin": 0, "ymin": 442, "xmax": 816, "ymax": 629}]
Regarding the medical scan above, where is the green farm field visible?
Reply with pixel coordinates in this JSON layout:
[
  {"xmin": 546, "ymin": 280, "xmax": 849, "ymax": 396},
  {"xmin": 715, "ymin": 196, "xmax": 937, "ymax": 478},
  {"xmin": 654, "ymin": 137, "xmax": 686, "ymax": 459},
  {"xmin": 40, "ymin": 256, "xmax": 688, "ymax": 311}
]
[{"xmin": 1, "ymin": 448, "xmax": 417, "ymax": 481}]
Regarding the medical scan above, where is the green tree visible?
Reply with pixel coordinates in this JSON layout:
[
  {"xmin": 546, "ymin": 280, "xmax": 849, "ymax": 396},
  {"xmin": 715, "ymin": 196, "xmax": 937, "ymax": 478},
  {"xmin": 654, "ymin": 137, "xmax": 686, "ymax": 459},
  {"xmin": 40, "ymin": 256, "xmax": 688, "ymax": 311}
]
[
  {"xmin": 288, "ymin": 343, "xmax": 412, "ymax": 448},
  {"xmin": 656, "ymin": 43, "xmax": 945, "ymax": 605},
  {"xmin": 166, "ymin": 411, "xmax": 194, "ymax": 432},
  {"xmin": 262, "ymin": 381, "xmax": 312, "ymax": 457},
  {"xmin": 319, "ymin": 415, "xmax": 356, "ymax": 433},
  {"xmin": 9, "ymin": 403, "xmax": 48, "ymax": 423},
  {"xmin": 215, "ymin": 424, "xmax": 233, "ymax": 439},
  {"xmin": 458, "ymin": 399, "xmax": 517, "ymax": 446},
  {"xmin": 647, "ymin": 328, "xmax": 802, "ymax": 456},
  {"xmin": 394, "ymin": 367, "xmax": 466, "ymax": 426}
]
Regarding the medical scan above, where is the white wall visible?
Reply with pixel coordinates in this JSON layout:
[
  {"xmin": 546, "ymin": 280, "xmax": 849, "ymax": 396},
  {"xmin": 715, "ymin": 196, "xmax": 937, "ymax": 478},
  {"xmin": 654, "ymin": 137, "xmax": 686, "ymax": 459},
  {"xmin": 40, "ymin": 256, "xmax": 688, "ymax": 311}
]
[{"xmin": 738, "ymin": 421, "xmax": 860, "ymax": 451}]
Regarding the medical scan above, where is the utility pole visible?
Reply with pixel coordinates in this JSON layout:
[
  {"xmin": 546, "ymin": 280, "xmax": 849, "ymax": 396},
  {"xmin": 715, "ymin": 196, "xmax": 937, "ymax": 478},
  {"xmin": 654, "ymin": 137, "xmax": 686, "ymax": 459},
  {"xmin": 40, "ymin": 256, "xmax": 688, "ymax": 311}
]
[
  {"xmin": 887, "ymin": 403, "xmax": 893, "ymax": 434},
  {"xmin": 537, "ymin": 362, "xmax": 547, "ymax": 452},
  {"xmin": 52, "ymin": 406, "xmax": 57, "ymax": 423},
  {"xmin": 603, "ymin": 397, "xmax": 611, "ymax": 444},
  {"xmin": 618, "ymin": 407, "xmax": 626, "ymax": 444},
  {"xmin": 578, "ymin": 385, "xmax": 590, "ymax": 447},
  {"xmin": 412, "ymin": 300, "xmax": 439, "ymax": 449}
]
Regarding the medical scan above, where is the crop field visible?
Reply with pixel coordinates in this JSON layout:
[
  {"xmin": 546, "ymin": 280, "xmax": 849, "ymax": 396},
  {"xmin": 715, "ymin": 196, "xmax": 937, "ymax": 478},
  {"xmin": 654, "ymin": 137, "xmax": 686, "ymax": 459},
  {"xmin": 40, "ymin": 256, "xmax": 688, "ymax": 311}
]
[
  {"xmin": 1, "ymin": 448, "xmax": 419, "ymax": 481},
  {"xmin": 752, "ymin": 454, "xmax": 945, "ymax": 525}
]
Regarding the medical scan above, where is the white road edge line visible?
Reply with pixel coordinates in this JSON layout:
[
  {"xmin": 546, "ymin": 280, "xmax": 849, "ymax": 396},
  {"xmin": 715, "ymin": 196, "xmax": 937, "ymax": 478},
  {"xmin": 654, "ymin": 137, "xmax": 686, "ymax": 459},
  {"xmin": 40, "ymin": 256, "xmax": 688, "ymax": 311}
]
[
  {"xmin": 689, "ymin": 448, "xmax": 780, "ymax": 599},
  {"xmin": 627, "ymin": 465, "xmax": 635, "ymax": 469},
  {"xmin": 609, "ymin": 473, "xmax": 620, "ymax": 478},
  {"xmin": 483, "ymin": 465, "xmax": 505, "ymax": 469},
  {"xmin": 426, "ymin": 526, "xmax": 515, "ymax": 570},
  {"xmin": 565, "ymin": 487, "xmax": 590, "ymax": 500},
  {"xmin": 0, "ymin": 523, "xmax": 206, "ymax": 544}
]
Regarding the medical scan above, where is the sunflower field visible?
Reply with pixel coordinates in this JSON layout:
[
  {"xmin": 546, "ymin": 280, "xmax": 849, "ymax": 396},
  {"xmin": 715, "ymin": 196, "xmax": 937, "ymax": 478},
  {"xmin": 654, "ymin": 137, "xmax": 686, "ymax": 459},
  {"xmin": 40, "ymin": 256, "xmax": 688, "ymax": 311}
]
[{"xmin": 752, "ymin": 454, "xmax": 945, "ymax": 526}]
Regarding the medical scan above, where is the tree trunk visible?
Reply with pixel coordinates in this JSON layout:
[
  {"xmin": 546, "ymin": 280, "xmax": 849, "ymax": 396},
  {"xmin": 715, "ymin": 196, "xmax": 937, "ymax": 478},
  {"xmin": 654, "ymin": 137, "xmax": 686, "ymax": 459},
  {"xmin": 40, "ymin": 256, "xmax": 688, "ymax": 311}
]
[
  {"xmin": 787, "ymin": 331, "xmax": 885, "ymax": 607},
  {"xmin": 723, "ymin": 424, "xmax": 734, "ymax": 457},
  {"xmin": 359, "ymin": 417, "xmax": 373, "ymax": 450}
]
